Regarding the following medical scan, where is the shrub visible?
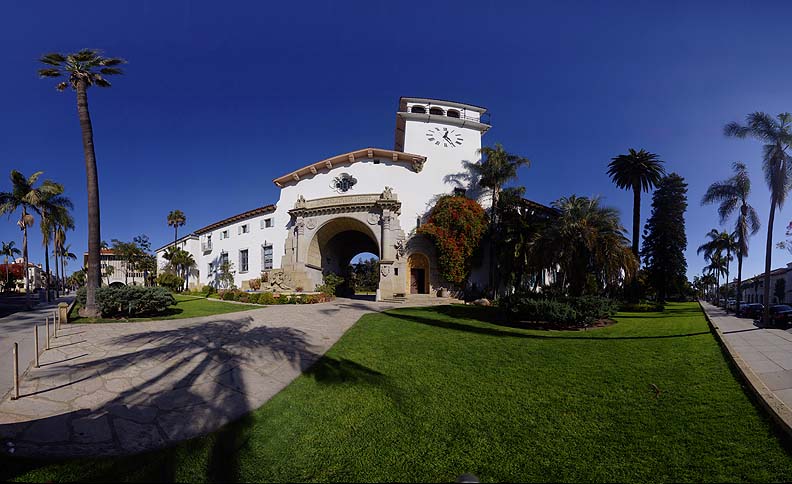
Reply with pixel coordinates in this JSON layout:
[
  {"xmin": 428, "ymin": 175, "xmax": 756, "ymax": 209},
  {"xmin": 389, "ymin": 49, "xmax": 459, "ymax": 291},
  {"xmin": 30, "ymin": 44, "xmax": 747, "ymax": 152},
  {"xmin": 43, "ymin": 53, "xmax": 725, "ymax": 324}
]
[
  {"xmin": 156, "ymin": 273, "xmax": 184, "ymax": 292},
  {"xmin": 236, "ymin": 292, "xmax": 250, "ymax": 303},
  {"xmin": 500, "ymin": 293, "xmax": 617, "ymax": 326},
  {"xmin": 247, "ymin": 293, "xmax": 260, "ymax": 304},
  {"xmin": 260, "ymin": 292, "xmax": 276, "ymax": 305},
  {"xmin": 221, "ymin": 291, "xmax": 236, "ymax": 301},
  {"xmin": 277, "ymin": 293, "xmax": 290, "ymax": 304},
  {"xmin": 201, "ymin": 285, "xmax": 216, "ymax": 296},
  {"xmin": 77, "ymin": 286, "xmax": 175, "ymax": 318},
  {"xmin": 620, "ymin": 301, "xmax": 664, "ymax": 312},
  {"xmin": 249, "ymin": 279, "xmax": 261, "ymax": 291},
  {"xmin": 316, "ymin": 273, "xmax": 344, "ymax": 297}
]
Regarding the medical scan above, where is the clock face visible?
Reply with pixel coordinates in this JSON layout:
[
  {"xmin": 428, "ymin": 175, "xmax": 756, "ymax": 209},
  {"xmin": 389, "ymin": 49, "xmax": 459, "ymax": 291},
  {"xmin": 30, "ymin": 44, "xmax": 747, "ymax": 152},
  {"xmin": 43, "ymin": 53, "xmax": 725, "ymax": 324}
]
[{"xmin": 426, "ymin": 127, "xmax": 464, "ymax": 148}]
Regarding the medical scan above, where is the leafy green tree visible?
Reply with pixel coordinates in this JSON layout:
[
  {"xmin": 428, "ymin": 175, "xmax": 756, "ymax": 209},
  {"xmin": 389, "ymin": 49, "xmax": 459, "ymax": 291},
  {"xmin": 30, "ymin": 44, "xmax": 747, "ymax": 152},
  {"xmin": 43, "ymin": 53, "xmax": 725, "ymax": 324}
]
[
  {"xmin": 103, "ymin": 264, "xmax": 114, "ymax": 287},
  {"xmin": 167, "ymin": 210, "xmax": 187, "ymax": 249},
  {"xmin": 1, "ymin": 241, "xmax": 21, "ymax": 290},
  {"xmin": 531, "ymin": 195, "xmax": 637, "ymax": 297},
  {"xmin": 217, "ymin": 259, "xmax": 236, "ymax": 290},
  {"xmin": 0, "ymin": 171, "xmax": 66, "ymax": 307},
  {"xmin": 641, "ymin": 173, "xmax": 689, "ymax": 303},
  {"xmin": 725, "ymin": 113, "xmax": 792, "ymax": 322},
  {"xmin": 162, "ymin": 246, "xmax": 197, "ymax": 291},
  {"xmin": 39, "ymin": 49, "xmax": 126, "ymax": 317},
  {"xmin": 607, "ymin": 149, "xmax": 667, "ymax": 258},
  {"xmin": 702, "ymin": 162, "xmax": 760, "ymax": 311}
]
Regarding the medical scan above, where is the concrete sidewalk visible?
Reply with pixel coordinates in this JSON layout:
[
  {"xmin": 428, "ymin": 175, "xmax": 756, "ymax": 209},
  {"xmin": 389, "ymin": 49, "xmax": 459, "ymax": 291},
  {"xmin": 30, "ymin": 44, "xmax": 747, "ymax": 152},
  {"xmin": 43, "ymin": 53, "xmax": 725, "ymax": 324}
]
[
  {"xmin": 0, "ymin": 295, "xmax": 74, "ymax": 401},
  {"xmin": 700, "ymin": 301, "xmax": 792, "ymax": 424}
]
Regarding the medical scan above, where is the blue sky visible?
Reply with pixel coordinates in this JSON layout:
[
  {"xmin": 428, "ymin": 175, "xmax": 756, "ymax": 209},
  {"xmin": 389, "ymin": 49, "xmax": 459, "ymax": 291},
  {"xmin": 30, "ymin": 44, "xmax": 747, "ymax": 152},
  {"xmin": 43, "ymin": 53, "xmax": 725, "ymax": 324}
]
[{"xmin": 1, "ymin": 0, "xmax": 791, "ymax": 282}]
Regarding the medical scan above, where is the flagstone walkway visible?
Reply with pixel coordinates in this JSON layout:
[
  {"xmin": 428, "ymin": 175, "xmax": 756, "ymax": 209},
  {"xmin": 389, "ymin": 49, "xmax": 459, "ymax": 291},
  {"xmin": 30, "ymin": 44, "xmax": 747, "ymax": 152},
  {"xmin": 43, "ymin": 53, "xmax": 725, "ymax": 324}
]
[
  {"xmin": 700, "ymin": 301, "xmax": 792, "ymax": 432},
  {"xmin": 0, "ymin": 297, "xmax": 454, "ymax": 457}
]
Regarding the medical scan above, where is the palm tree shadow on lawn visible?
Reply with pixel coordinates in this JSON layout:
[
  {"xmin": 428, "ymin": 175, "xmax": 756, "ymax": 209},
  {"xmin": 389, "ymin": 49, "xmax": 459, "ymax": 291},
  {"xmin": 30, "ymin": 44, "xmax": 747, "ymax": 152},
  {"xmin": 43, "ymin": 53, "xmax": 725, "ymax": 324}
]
[
  {"xmin": 387, "ymin": 306, "xmax": 709, "ymax": 341},
  {"xmin": 0, "ymin": 314, "xmax": 391, "ymax": 481}
]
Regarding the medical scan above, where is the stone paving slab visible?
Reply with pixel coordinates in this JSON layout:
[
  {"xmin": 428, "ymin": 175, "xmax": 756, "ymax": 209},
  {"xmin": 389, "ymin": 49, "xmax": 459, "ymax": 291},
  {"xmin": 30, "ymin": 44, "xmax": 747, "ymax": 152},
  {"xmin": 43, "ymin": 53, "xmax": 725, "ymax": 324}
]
[
  {"xmin": 0, "ymin": 297, "xmax": 451, "ymax": 457},
  {"xmin": 700, "ymin": 301, "xmax": 792, "ymax": 434}
]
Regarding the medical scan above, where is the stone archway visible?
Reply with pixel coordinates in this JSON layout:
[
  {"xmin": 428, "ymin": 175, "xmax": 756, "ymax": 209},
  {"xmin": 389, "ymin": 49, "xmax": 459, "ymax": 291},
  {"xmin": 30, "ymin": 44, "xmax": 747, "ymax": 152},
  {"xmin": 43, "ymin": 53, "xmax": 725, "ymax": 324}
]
[{"xmin": 275, "ymin": 189, "xmax": 408, "ymax": 300}]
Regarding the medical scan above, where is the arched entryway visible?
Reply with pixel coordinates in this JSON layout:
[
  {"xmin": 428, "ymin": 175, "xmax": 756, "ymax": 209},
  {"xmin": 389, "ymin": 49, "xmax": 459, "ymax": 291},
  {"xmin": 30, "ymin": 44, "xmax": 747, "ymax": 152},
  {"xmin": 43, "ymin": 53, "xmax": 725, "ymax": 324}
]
[
  {"xmin": 407, "ymin": 253, "xmax": 430, "ymax": 294},
  {"xmin": 307, "ymin": 217, "xmax": 380, "ymax": 296}
]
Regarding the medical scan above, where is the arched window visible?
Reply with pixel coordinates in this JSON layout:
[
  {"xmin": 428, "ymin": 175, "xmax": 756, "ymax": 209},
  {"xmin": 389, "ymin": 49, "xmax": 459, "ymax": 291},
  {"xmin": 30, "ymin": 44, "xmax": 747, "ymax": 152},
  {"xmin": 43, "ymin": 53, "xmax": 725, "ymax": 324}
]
[
  {"xmin": 447, "ymin": 109, "xmax": 461, "ymax": 118},
  {"xmin": 429, "ymin": 107, "xmax": 445, "ymax": 116},
  {"xmin": 410, "ymin": 105, "xmax": 426, "ymax": 114}
]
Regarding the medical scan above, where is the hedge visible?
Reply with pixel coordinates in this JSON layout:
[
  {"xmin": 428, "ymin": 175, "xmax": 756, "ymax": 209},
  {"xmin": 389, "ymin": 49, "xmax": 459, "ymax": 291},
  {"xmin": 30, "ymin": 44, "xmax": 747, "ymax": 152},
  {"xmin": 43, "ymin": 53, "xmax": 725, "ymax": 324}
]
[{"xmin": 77, "ymin": 286, "xmax": 175, "ymax": 318}]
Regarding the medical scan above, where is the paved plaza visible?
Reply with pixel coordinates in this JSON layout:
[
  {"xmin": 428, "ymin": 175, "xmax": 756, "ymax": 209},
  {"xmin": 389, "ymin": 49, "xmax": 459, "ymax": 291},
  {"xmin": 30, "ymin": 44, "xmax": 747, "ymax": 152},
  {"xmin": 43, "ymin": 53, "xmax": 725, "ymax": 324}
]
[
  {"xmin": 0, "ymin": 297, "xmax": 455, "ymax": 457},
  {"xmin": 701, "ymin": 302, "xmax": 792, "ymax": 414}
]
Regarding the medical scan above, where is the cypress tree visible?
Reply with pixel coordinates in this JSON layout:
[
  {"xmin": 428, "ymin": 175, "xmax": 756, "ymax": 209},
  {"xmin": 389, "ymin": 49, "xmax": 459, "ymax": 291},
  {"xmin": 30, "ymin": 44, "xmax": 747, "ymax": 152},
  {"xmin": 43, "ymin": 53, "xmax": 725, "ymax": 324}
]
[{"xmin": 641, "ymin": 173, "xmax": 689, "ymax": 303}]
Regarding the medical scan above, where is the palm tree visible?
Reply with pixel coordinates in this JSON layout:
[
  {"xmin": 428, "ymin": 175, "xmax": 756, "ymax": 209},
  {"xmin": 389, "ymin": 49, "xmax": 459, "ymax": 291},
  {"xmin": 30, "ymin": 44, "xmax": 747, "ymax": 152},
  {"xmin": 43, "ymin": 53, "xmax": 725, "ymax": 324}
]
[
  {"xmin": 469, "ymin": 144, "xmax": 531, "ymax": 295},
  {"xmin": 531, "ymin": 195, "xmax": 638, "ymax": 296},
  {"xmin": 61, "ymin": 244, "xmax": 77, "ymax": 290},
  {"xmin": 702, "ymin": 252, "xmax": 728, "ymax": 301},
  {"xmin": 39, "ymin": 192, "xmax": 73, "ymax": 301},
  {"xmin": 0, "ymin": 171, "xmax": 65, "ymax": 307},
  {"xmin": 1, "ymin": 241, "xmax": 21, "ymax": 291},
  {"xmin": 53, "ymin": 216, "xmax": 75, "ymax": 294},
  {"xmin": 607, "ymin": 149, "xmax": 667, "ymax": 258},
  {"xmin": 38, "ymin": 49, "xmax": 126, "ymax": 317},
  {"xmin": 167, "ymin": 210, "xmax": 187, "ymax": 249},
  {"xmin": 702, "ymin": 162, "xmax": 761, "ymax": 312},
  {"xmin": 725, "ymin": 113, "xmax": 792, "ymax": 320},
  {"xmin": 697, "ymin": 229, "xmax": 736, "ymax": 303}
]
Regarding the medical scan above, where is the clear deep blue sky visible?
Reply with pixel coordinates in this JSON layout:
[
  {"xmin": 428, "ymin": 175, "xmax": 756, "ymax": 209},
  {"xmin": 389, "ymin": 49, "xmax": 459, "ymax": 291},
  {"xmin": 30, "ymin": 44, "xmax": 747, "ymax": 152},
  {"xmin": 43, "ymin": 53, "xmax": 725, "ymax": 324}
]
[{"xmin": 1, "ymin": 0, "xmax": 791, "ymax": 281}]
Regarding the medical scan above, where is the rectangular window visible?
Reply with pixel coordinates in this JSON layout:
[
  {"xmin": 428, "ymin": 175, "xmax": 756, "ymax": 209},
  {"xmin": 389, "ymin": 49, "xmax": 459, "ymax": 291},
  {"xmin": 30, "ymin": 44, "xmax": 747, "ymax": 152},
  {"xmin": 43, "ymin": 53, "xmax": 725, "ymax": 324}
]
[
  {"xmin": 262, "ymin": 244, "xmax": 273, "ymax": 270},
  {"xmin": 208, "ymin": 262, "xmax": 213, "ymax": 274},
  {"xmin": 221, "ymin": 230, "xmax": 229, "ymax": 240},
  {"xmin": 239, "ymin": 249, "xmax": 249, "ymax": 273},
  {"xmin": 261, "ymin": 218, "xmax": 273, "ymax": 229},
  {"xmin": 220, "ymin": 252, "xmax": 229, "ymax": 266},
  {"xmin": 239, "ymin": 224, "xmax": 249, "ymax": 234}
]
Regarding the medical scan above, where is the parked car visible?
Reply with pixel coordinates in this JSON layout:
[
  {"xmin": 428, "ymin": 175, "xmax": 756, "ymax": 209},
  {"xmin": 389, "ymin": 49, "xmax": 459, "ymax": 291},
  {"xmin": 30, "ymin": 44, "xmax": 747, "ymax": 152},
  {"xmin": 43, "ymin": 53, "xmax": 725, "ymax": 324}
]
[
  {"xmin": 737, "ymin": 303, "xmax": 764, "ymax": 319},
  {"xmin": 768, "ymin": 305, "xmax": 792, "ymax": 327},
  {"xmin": 726, "ymin": 299, "xmax": 737, "ymax": 311}
]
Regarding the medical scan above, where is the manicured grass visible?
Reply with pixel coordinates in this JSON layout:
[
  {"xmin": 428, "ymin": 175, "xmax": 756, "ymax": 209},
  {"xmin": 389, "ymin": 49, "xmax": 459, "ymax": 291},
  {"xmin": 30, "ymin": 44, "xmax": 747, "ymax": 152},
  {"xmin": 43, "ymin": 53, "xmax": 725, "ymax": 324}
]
[
  {"xmin": 4, "ymin": 302, "xmax": 792, "ymax": 482},
  {"xmin": 68, "ymin": 294, "xmax": 261, "ymax": 323}
]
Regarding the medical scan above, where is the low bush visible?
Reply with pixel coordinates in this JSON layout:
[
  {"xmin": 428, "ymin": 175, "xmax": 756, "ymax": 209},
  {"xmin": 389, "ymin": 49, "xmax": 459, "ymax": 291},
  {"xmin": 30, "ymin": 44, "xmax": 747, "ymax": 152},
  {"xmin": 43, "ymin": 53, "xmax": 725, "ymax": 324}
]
[
  {"xmin": 249, "ymin": 279, "xmax": 261, "ymax": 291},
  {"xmin": 156, "ymin": 273, "xmax": 184, "ymax": 292},
  {"xmin": 260, "ymin": 292, "xmax": 276, "ymax": 305},
  {"xmin": 236, "ymin": 292, "xmax": 250, "ymax": 303},
  {"xmin": 316, "ymin": 273, "xmax": 344, "ymax": 297},
  {"xmin": 247, "ymin": 293, "xmax": 260, "ymax": 304},
  {"xmin": 277, "ymin": 293, "xmax": 290, "ymax": 304},
  {"xmin": 221, "ymin": 291, "xmax": 235, "ymax": 301},
  {"xmin": 500, "ymin": 293, "xmax": 618, "ymax": 326},
  {"xmin": 77, "ymin": 286, "xmax": 175, "ymax": 318},
  {"xmin": 620, "ymin": 301, "xmax": 664, "ymax": 312}
]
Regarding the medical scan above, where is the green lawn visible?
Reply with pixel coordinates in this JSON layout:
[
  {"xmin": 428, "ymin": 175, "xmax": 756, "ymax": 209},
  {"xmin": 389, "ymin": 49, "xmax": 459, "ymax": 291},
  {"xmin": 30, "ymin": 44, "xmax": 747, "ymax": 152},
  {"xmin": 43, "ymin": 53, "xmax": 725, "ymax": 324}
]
[
  {"xmin": 4, "ymin": 302, "xmax": 792, "ymax": 482},
  {"xmin": 68, "ymin": 294, "xmax": 261, "ymax": 323}
]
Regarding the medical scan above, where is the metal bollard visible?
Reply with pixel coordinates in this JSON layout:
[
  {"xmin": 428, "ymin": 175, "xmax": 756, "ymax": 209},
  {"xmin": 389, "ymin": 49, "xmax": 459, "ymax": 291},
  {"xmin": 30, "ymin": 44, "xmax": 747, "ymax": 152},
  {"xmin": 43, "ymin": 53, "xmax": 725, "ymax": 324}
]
[
  {"xmin": 45, "ymin": 316, "xmax": 50, "ymax": 350},
  {"xmin": 34, "ymin": 325, "xmax": 39, "ymax": 368},
  {"xmin": 54, "ymin": 313, "xmax": 58, "ymax": 339},
  {"xmin": 12, "ymin": 343, "xmax": 19, "ymax": 400}
]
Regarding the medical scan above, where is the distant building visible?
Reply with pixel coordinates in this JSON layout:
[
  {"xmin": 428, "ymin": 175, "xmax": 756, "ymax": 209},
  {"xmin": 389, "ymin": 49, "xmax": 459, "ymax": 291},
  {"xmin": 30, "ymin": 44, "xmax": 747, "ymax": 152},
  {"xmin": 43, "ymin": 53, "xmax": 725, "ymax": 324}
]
[
  {"xmin": 83, "ymin": 249, "xmax": 148, "ymax": 287},
  {"xmin": 730, "ymin": 262, "xmax": 792, "ymax": 304},
  {"xmin": 10, "ymin": 258, "xmax": 44, "ymax": 292}
]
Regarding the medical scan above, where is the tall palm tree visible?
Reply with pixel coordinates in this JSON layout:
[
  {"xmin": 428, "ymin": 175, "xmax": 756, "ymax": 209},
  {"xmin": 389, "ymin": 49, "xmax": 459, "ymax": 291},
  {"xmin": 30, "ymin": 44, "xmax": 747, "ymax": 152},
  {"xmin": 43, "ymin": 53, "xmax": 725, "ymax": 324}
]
[
  {"xmin": 61, "ymin": 244, "xmax": 77, "ymax": 288},
  {"xmin": 725, "ymin": 113, "xmax": 792, "ymax": 320},
  {"xmin": 38, "ymin": 49, "xmax": 126, "ymax": 317},
  {"xmin": 470, "ymin": 143, "xmax": 531, "ymax": 295},
  {"xmin": 167, "ymin": 210, "xmax": 187, "ymax": 249},
  {"xmin": 53, "ymin": 215, "xmax": 75, "ymax": 294},
  {"xmin": 39, "ymin": 192, "xmax": 73, "ymax": 301},
  {"xmin": 1, "ymin": 241, "xmax": 21, "ymax": 290},
  {"xmin": 607, "ymin": 149, "xmax": 667, "ymax": 258},
  {"xmin": 702, "ymin": 162, "xmax": 761, "ymax": 311},
  {"xmin": 704, "ymin": 252, "xmax": 728, "ymax": 300},
  {"xmin": 0, "ymin": 171, "xmax": 65, "ymax": 307},
  {"xmin": 697, "ymin": 229, "xmax": 736, "ymax": 299}
]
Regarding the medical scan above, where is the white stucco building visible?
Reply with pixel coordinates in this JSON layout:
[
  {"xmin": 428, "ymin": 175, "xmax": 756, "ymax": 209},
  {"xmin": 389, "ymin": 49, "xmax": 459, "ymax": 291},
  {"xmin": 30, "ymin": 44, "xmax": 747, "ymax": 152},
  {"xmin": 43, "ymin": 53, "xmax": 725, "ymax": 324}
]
[{"xmin": 156, "ymin": 97, "xmax": 495, "ymax": 300}]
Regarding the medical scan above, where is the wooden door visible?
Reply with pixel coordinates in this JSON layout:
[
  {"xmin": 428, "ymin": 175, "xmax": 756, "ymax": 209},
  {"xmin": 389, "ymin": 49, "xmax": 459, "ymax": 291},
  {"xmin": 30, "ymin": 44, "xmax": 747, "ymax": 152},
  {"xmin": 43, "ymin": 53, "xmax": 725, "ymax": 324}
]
[{"xmin": 410, "ymin": 268, "xmax": 425, "ymax": 294}]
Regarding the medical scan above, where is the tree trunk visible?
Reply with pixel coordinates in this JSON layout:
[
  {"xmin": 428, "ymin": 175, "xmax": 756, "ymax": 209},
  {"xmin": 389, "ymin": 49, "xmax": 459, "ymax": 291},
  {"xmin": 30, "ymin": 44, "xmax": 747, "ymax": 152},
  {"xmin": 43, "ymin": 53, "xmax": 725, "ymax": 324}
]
[
  {"xmin": 725, "ymin": 247, "xmax": 731, "ymax": 311},
  {"xmin": 22, "ymin": 208, "xmax": 30, "ymax": 309},
  {"xmin": 43, "ymin": 237, "xmax": 50, "ymax": 302},
  {"xmin": 4, "ymin": 254, "xmax": 8, "ymax": 289},
  {"xmin": 737, "ymin": 251, "xmax": 743, "ymax": 314},
  {"xmin": 76, "ymin": 80, "xmax": 102, "ymax": 317},
  {"xmin": 762, "ymin": 198, "xmax": 776, "ymax": 324},
  {"xmin": 630, "ymin": 185, "xmax": 641, "ymax": 302}
]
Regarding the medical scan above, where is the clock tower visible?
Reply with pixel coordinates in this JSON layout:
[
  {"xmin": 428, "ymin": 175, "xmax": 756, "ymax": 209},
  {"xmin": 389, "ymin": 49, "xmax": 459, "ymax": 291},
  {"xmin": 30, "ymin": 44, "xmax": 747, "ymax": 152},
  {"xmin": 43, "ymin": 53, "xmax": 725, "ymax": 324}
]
[{"xmin": 393, "ymin": 97, "xmax": 492, "ymax": 231}]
